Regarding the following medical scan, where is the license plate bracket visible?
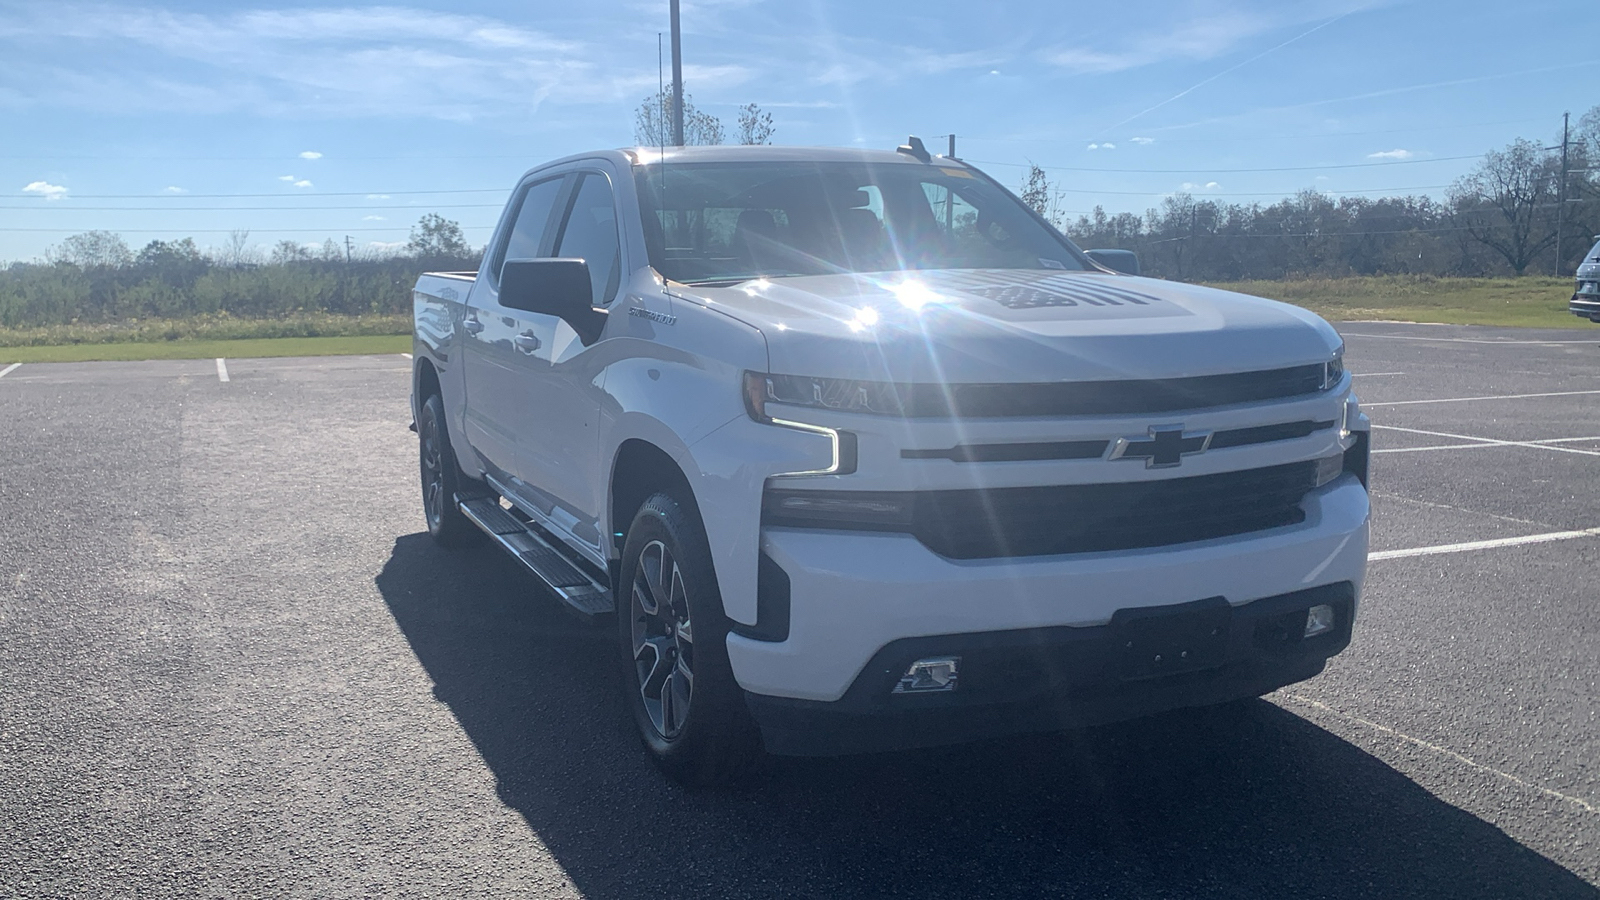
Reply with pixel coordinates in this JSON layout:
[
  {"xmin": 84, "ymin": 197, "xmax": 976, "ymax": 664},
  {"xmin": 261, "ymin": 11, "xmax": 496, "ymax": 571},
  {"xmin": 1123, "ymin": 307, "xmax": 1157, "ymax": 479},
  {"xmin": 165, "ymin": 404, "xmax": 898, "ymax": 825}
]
[{"xmin": 1111, "ymin": 596, "xmax": 1231, "ymax": 681}]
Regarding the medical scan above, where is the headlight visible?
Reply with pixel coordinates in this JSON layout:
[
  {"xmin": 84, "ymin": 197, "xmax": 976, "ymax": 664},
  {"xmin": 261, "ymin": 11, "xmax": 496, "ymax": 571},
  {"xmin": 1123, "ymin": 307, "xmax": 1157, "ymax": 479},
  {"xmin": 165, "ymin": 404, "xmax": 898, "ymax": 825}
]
[
  {"xmin": 1322, "ymin": 346, "xmax": 1345, "ymax": 390},
  {"xmin": 744, "ymin": 371, "xmax": 905, "ymax": 419}
]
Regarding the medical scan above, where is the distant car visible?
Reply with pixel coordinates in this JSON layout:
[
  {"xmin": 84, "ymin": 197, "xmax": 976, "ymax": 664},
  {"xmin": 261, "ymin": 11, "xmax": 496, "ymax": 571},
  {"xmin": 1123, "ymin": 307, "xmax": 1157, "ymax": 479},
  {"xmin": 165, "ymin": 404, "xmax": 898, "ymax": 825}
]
[{"xmin": 1573, "ymin": 236, "xmax": 1600, "ymax": 323}]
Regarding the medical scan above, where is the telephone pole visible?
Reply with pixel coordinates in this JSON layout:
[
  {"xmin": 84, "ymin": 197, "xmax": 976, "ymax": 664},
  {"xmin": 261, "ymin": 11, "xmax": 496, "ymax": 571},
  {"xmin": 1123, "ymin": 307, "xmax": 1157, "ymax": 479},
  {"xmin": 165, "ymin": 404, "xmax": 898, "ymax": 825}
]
[
  {"xmin": 669, "ymin": 0, "xmax": 684, "ymax": 146},
  {"xmin": 1557, "ymin": 111, "xmax": 1570, "ymax": 276},
  {"xmin": 344, "ymin": 235, "xmax": 354, "ymax": 265}
]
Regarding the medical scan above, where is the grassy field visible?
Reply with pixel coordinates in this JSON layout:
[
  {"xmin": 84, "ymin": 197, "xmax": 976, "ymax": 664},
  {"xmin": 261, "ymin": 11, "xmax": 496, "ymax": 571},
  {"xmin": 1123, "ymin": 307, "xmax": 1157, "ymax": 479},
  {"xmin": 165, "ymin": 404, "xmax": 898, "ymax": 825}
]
[
  {"xmin": 0, "ymin": 334, "xmax": 411, "ymax": 363},
  {"xmin": 1206, "ymin": 275, "xmax": 1582, "ymax": 328},
  {"xmin": 0, "ymin": 276, "xmax": 1586, "ymax": 363}
]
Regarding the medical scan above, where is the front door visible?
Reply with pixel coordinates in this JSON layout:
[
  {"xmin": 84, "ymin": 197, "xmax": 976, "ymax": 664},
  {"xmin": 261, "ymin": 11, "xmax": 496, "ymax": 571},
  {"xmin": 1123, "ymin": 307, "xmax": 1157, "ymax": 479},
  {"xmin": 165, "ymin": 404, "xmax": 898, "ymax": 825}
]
[
  {"xmin": 459, "ymin": 174, "xmax": 568, "ymax": 482},
  {"xmin": 509, "ymin": 169, "xmax": 624, "ymax": 562}
]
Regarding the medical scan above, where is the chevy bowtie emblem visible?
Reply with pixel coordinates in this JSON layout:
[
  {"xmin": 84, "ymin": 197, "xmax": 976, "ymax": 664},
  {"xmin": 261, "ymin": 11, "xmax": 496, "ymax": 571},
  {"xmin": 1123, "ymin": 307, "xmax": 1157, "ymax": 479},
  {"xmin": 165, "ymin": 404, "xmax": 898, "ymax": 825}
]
[{"xmin": 1109, "ymin": 425, "xmax": 1213, "ymax": 468}]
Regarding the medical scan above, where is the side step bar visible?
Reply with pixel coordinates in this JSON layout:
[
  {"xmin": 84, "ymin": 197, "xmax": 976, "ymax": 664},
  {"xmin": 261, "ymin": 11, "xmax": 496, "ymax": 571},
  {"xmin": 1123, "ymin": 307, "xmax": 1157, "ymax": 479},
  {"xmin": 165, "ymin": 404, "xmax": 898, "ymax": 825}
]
[{"xmin": 457, "ymin": 496, "xmax": 615, "ymax": 620}]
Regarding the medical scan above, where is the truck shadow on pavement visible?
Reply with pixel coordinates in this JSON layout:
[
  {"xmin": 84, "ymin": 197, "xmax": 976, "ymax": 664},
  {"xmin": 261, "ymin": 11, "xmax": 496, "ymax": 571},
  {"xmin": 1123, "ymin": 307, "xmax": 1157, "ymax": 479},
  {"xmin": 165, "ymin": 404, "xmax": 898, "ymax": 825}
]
[{"xmin": 377, "ymin": 533, "xmax": 1595, "ymax": 899}]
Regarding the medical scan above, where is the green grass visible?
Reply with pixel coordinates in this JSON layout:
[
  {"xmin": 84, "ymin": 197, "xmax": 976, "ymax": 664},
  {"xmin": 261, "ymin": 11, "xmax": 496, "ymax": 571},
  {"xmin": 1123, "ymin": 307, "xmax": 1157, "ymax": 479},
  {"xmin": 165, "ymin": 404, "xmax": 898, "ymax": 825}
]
[
  {"xmin": 0, "ymin": 311, "xmax": 412, "ymax": 348},
  {"xmin": 1204, "ymin": 275, "xmax": 1582, "ymax": 328},
  {"xmin": 0, "ymin": 334, "xmax": 412, "ymax": 363}
]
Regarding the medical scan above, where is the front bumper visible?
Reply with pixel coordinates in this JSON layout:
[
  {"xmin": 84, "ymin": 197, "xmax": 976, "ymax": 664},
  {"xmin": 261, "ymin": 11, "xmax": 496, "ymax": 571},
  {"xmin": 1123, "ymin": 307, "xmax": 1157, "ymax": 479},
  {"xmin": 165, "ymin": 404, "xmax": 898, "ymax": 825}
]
[
  {"xmin": 1570, "ymin": 289, "xmax": 1600, "ymax": 322},
  {"xmin": 747, "ymin": 582, "xmax": 1353, "ymax": 756},
  {"xmin": 727, "ymin": 476, "xmax": 1367, "ymax": 701}
]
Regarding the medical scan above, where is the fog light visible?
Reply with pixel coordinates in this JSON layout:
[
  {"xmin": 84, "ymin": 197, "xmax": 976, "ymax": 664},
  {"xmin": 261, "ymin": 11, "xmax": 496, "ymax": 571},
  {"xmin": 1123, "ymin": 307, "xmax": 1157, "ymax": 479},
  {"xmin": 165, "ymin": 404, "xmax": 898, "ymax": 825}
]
[
  {"xmin": 894, "ymin": 656, "xmax": 959, "ymax": 693},
  {"xmin": 1304, "ymin": 604, "xmax": 1336, "ymax": 638}
]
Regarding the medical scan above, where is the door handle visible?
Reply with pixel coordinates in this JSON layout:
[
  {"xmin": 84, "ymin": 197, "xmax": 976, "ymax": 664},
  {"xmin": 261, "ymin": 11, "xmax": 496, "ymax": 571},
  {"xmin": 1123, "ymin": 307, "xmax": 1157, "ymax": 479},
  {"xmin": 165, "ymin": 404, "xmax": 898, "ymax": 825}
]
[
  {"xmin": 463, "ymin": 317, "xmax": 484, "ymax": 335},
  {"xmin": 514, "ymin": 332, "xmax": 541, "ymax": 353}
]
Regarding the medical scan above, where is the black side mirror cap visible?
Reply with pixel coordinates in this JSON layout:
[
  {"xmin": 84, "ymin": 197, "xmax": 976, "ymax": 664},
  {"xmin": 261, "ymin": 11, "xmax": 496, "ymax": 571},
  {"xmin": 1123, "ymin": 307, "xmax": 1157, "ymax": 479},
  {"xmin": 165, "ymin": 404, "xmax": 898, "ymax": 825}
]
[
  {"xmin": 500, "ymin": 258, "xmax": 608, "ymax": 344},
  {"xmin": 1084, "ymin": 249, "xmax": 1140, "ymax": 276}
]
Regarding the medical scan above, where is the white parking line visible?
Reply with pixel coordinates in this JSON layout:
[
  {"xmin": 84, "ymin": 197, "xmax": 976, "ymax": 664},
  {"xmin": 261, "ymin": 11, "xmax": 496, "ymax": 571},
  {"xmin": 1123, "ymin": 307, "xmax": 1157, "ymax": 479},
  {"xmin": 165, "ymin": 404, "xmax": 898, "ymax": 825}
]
[
  {"xmin": 1365, "ymin": 389, "xmax": 1600, "ymax": 407},
  {"xmin": 1373, "ymin": 442, "xmax": 1503, "ymax": 454},
  {"xmin": 1278, "ymin": 693, "xmax": 1598, "ymax": 815},
  {"xmin": 1370, "ymin": 527, "xmax": 1600, "ymax": 561},
  {"xmin": 1373, "ymin": 424, "xmax": 1600, "ymax": 457},
  {"xmin": 215, "ymin": 358, "xmax": 230, "ymax": 383},
  {"xmin": 0, "ymin": 363, "xmax": 19, "ymax": 380},
  {"xmin": 401, "ymin": 352, "xmax": 413, "ymax": 360},
  {"xmin": 1352, "ymin": 372, "xmax": 1405, "ymax": 377},
  {"xmin": 1342, "ymin": 332, "xmax": 1598, "ymax": 345}
]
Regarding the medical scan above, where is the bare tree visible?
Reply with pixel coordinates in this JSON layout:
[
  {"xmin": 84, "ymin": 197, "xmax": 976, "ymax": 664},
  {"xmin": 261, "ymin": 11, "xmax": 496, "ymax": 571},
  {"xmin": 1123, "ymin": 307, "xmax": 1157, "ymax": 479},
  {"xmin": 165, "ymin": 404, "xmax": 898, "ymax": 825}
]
[
  {"xmin": 1018, "ymin": 162, "xmax": 1062, "ymax": 227},
  {"xmin": 635, "ymin": 86, "xmax": 725, "ymax": 147},
  {"xmin": 1449, "ymin": 139, "xmax": 1562, "ymax": 275},
  {"xmin": 214, "ymin": 229, "xmax": 257, "ymax": 268},
  {"xmin": 48, "ymin": 230, "xmax": 132, "ymax": 268},
  {"xmin": 737, "ymin": 103, "xmax": 775, "ymax": 145}
]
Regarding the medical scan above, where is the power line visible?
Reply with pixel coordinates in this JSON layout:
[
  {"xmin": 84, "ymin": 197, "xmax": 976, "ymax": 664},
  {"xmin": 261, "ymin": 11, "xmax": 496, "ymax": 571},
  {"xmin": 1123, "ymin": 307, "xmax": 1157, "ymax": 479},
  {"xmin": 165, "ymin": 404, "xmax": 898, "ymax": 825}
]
[
  {"xmin": 956, "ymin": 117, "xmax": 1551, "ymax": 146},
  {"xmin": 0, "ymin": 226, "xmax": 496, "ymax": 234},
  {"xmin": 0, "ymin": 203, "xmax": 507, "ymax": 211},
  {"xmin": 5, "ymin": 189, "xmax": 507, "ymax": 200},
  {"xmin": 967, "ymin": 154, "xmax": 1485, "ymax": 175},
  {"xmin": 1047, "ymin": 184, "xmax": 1452, "ymax": 198}
]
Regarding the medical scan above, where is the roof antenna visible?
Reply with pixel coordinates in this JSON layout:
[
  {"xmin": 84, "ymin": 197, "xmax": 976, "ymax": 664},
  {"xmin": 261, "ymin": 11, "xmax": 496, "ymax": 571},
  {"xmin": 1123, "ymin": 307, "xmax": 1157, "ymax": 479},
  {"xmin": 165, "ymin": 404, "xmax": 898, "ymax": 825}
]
[{"xmin": 896, "ymin": 135, "xmax": 931, "ymax": 163}]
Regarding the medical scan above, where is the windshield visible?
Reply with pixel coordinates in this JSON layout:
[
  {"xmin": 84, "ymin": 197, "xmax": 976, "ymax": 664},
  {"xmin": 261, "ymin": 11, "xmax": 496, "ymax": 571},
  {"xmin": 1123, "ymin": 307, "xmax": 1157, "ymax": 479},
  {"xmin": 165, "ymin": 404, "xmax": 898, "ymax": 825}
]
[{"xmin": 633, "ymin": 161, "xmax": 1087, "ymax": 285}]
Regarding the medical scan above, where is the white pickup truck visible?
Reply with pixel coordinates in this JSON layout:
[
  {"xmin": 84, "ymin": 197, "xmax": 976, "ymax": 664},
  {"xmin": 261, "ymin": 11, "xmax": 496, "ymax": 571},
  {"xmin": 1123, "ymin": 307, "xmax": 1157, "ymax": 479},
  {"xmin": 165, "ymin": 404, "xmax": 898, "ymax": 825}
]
[{"xmin": 411, "ymin": 140, "xmax": 1371, "ymax": 784}]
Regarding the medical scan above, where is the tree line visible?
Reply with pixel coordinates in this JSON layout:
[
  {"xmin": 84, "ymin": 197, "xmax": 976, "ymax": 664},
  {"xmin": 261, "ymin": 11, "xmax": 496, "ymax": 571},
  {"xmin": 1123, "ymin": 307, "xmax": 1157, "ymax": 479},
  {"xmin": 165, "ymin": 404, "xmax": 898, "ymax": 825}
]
[
  {"xmin": 1034, "ymin": 107, "xmax": 1600, "ymax": 281},
  {"xmin": 0, "ymin": 214, "xmax": 480, "ymax": 330}
]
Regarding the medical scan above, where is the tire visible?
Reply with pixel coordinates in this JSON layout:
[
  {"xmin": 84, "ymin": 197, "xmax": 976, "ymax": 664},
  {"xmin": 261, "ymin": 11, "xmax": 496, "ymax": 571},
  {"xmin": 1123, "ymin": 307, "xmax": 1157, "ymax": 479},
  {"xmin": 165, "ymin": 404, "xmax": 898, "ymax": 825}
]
[
  {"xmin": 417, "ymin": 392, "xmax": 482, "ymax": 548},
  {"xmin": 618, "ymin": 492, "xmax": 763, "ymax": 786}
]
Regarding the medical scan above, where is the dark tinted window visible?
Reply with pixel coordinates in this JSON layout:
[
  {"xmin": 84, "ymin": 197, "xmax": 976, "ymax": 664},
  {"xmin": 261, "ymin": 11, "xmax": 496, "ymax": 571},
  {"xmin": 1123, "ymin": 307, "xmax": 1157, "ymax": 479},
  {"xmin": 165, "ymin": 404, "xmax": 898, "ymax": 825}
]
[
  {"xmin": 495, "ymin": 176, "xmax": 565, "ymax": 281},
  {"xmin": 555, "ymin": 173, "xmax": 622, "ymax": 306},
  {"xmin": 633, "ymin": 161, "xmax": 1086, "ymax": 285}
]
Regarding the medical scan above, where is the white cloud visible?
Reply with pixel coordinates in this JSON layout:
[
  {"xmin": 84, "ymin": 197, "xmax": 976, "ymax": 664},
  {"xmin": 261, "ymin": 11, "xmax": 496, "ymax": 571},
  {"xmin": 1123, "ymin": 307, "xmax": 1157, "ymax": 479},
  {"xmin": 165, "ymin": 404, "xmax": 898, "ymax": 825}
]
[
  {"xmin": 293, "ymin": 179, "xmax": 313, "ymax": 188},
  {"xmin": 1085, "ymin": 142, "xmax": 1117, "ymax": 150},
  {"xmin": 163, "ymin": 185, "xmax": 187, "ymax": 193},
  {"xmin": 1130, "ymin": 136, "xmax": 1155, "ymax": 145},
  {"xmin": 989, "ymin": 69, "xmax": 1000, "ymax": 75},
  {"xmin": 366, "ymin": 194, "xmax": 391, "ymax": 200},
  {"xmin": 362, "ymin": 215, "xmax": 385, "ymax": 221},
  {"xmin": 22, "ymin": 180, "xmax": 68, "ymax": 200},
  {"xmin": 0, "ymin": 5, "xmax": 704, "ymax": 120},
  {"xmin": 1315, "ymin": 175, "xmax": 1330, "ymax": 181},
  {"xmin": 367, "ymin": 240, "xmax": 405, "ymax": 251},
  {"xmin": 1180, "ymin": 181, "xmax": 1222, "ymax": 192},
  {"xmin": 1367, "ymin": 148, "xmax": 1414, "ymax": 160},
  {"xmin": 278, "ymin": 174, "xmax": 296, "ymax": 181},
  {"xmin": 299, "ymin": 150, "xmax": 322, "ymax": 159},
  {"xmin": 1086, "ymin": 143, "xmax": 1102, "ymax": 150}
]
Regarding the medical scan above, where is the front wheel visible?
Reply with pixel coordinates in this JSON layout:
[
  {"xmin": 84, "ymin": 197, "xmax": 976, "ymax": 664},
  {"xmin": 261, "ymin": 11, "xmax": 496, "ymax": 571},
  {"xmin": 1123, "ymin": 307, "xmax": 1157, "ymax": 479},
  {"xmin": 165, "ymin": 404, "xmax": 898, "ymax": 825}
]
[
  {"xmin": 417, "ymin": 393, "xmax": 482, "ymax": 548},
  {"xmin": 618, "ymin": 493, "xmax": 762, "ymax": 786}
]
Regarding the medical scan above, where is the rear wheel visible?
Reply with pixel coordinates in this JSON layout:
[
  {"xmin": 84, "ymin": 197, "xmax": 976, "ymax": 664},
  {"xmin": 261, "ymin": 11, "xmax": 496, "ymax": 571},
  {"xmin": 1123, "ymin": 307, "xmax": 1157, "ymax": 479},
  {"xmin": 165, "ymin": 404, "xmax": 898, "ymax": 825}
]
[
  {"xmin": 418, "ymin": 393, "xmax": 482, "ymax": 548},
  {"xmin": 618, "ymin": 493, "xmax": 762, "ymax": 786}
]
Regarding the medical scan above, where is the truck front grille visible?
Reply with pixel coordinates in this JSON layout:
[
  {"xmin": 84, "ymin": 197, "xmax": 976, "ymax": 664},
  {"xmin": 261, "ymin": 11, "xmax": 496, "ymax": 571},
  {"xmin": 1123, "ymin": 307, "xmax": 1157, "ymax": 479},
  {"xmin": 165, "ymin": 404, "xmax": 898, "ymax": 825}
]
[{"xmin": 763, "ymin": 461, "xmax": 1319, "ymax": 559}]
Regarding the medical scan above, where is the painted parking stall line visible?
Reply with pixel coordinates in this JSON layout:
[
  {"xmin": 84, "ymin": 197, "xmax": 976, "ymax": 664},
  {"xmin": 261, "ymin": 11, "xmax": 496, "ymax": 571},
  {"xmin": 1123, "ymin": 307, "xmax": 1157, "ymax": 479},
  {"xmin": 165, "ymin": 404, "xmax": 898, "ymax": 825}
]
[
  {"xmin": 1342, "ymin": 332, "xmax": 1599, "ymax": 346},
  {"xmin": 0, "ymin": 362, "xmax": 19, "ymax": 380},
  {"xmin": 1370, "ymin": 527, "xmax": 1600, "ymax": 561},
  {"xmin": 1374, "ymin": 424, "xmax": 1600, "ymax": 458},
  {"xmin": 216, "ymin": 358, "xmax": 230, "ymax": 383},
  {"xmin": 1366, "ymin": 389, "xmax": 1600, "ymax": 408}
]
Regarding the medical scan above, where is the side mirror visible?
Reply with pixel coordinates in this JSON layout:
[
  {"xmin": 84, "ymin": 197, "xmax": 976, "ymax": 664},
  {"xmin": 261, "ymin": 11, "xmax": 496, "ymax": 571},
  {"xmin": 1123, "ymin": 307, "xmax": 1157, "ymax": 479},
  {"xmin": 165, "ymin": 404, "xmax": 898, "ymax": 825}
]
[
  {"xmin": 500, "ymin": 258, "xmax": 607, "ymax": 345},
  {"xmin": 1085, "ymin": 249, "xmax": 1140, "ymax": 276}
]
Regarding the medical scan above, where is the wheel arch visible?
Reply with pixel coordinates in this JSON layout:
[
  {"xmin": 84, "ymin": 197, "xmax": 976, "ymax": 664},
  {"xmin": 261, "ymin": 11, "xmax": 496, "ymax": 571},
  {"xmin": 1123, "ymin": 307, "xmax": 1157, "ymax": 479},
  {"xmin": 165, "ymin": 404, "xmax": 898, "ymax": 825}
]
[{"xmin": 610, "ymin": 438, "xmax": 701, "ymax": 559}]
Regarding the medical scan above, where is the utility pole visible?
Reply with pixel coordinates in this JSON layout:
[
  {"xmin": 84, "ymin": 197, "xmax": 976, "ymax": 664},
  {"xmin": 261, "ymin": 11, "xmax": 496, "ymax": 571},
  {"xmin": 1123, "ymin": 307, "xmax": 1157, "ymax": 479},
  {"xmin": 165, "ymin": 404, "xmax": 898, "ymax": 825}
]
[
  {"xmin": 948, "ymin": 134, "xmax": 956, "ymax": 159},
  {"xmin": 1557, "ymin": 111, "xmax": 1570, "ymax": 276},
  {"xmin": 669, "ymin": 0, "xmax": 684, "ymax": 147},
  {"xmin": 344, "ymin": 235, "xmax": 353, "ymax": 265}
]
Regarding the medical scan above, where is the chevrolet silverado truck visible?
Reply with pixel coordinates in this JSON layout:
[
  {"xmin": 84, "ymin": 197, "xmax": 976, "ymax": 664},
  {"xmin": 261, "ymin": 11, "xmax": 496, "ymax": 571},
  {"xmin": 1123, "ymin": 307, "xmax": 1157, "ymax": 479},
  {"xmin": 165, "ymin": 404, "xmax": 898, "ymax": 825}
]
[{"xmin": 410, "ymin": 140, "xmax": 1371, "ymax": 784}]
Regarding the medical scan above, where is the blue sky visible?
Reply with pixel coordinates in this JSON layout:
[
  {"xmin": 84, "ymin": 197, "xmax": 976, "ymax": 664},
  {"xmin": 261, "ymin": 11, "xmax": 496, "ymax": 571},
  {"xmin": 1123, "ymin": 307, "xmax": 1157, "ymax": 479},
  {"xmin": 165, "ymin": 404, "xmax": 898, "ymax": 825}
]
[{"xmin": 2, "ymin": 0, "xmax": 1596, "ymax": 263}]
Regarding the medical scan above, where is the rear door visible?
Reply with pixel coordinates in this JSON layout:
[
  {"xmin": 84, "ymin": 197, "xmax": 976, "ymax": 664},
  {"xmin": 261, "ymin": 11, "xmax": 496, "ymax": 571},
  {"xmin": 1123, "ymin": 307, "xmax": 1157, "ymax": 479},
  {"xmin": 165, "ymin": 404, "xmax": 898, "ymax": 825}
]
[
  {"xmin": 459, "ymin": 174, "xmax": 569, "ymax": 482},
  {"xmin": 511, "ymin": 168, "xmax": 625, "ymax": 562}
]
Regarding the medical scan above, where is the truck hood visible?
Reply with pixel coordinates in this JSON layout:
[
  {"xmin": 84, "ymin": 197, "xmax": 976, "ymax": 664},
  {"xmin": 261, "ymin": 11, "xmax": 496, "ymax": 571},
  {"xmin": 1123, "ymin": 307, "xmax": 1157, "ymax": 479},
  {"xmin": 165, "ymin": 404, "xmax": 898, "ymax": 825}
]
[{"xmin": 681, "ymin": 269, "xmax": 1342, "ymax": 384}]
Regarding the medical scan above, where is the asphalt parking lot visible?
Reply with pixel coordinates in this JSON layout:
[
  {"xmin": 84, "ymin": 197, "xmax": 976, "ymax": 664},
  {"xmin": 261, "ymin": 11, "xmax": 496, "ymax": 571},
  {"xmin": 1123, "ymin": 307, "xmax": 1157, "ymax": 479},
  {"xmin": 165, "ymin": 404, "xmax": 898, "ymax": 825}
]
[{"xmin": 1, "ymin": 322, "xmax": 1597, "ymax": 899}]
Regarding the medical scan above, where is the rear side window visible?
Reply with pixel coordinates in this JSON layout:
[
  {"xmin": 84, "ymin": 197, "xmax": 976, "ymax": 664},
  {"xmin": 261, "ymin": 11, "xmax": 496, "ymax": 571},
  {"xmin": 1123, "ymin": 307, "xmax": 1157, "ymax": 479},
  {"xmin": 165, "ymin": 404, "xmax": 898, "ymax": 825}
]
[
  {"xmin": 495, "ymin": 176, "xmax": 565, "ymax": 282},
  {"xmin": 1588, "ymin": 240, "xmax": 1600, "ymax": 262},
  {"xmin": 555, "ymin": 173, "xmax": 622, "ymax": 306}
]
